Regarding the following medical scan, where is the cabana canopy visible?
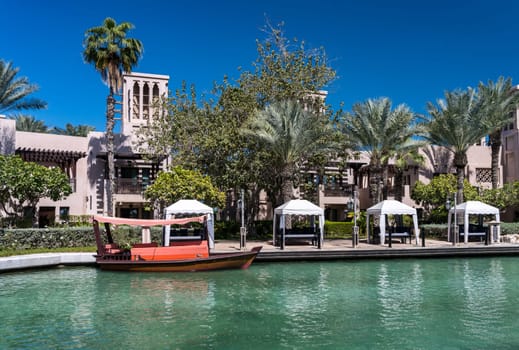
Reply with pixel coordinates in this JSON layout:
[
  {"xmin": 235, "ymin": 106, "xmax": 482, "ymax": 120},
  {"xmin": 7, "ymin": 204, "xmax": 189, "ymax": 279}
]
[
  {"xmin": 447, "ymin": 201, "xmax": 500, "ymax": 244},
  {"xmin": 366, "ymin": 200, "xmax": 419, "ymax": 245},
  {"xmin": 164, "ymin": 199, "xmax": 215, "ymax": 248},
  {"xmin": 273, "ymin": 199, "xmax": 324, "ymax": 248}
]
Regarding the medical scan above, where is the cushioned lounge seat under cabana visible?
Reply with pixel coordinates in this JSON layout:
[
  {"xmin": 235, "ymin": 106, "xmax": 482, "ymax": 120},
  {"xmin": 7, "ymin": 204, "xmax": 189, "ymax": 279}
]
[
  {"xmin": 273, "ymin": 199, "xmax": 324, "ymax": 250},
  {"xmin": 366, "ymin": 200, "xmax": 419, "ymax": 245},
  {"xmin": 164, "ymin": 199, "xmax": 215, "ymax": 248},
  {"xmin": 447, "ymin": 201, "xmax": 500, "ymax": 244}
]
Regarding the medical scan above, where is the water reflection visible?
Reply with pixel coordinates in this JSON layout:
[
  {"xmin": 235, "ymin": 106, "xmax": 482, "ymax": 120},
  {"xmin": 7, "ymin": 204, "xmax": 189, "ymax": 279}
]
[
  {"xmin": 461, "ymin": 259, "xmax": 506, "ymax": 341},
  {"xmin": 375, "ymin": 261, "xmax": 424, "ymax": 347},
  {"xmin": 2, "ymin": 258, "xmax": 519, "ymax": 349}
]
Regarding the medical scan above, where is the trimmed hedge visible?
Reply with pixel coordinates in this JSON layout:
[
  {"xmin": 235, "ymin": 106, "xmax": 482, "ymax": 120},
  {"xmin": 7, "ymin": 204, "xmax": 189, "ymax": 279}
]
[
  {"xmin": 0, "ymin": 226, "xmax": 164, "ymax": 250},
  {"xmin": 0, "ymin": 227, "xmax": 97, "ymax": 250},
  {"xmin": 4, "ymin": 221, "xmax": 519, "ymax": 251},
  {"xmin": 419, "ymin": 222, "xmax": 519, "ymax": 239},
  {"xmin": 325, "ymin": 221, "xmax": 359, "ymax": 239}
]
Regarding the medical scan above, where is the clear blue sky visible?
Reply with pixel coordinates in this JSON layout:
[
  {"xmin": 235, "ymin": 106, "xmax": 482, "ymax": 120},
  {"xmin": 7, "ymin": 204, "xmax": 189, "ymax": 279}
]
[{"xmin": 2, "ymin": 0, "xmax": 518, "ymax": 131}]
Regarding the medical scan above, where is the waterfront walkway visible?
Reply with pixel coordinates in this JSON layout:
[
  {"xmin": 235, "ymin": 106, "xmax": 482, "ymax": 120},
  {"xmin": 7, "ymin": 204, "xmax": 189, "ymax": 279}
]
[{"xmin": 2, "ymin": 239, "xmax": 519, "ymax": 272}]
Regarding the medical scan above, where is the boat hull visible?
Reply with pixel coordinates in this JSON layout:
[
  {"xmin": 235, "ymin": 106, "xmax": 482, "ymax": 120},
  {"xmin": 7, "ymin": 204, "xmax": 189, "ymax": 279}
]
[{"xmin": 96, "ymin": 247, "xmax": 262, "ymax": 272}]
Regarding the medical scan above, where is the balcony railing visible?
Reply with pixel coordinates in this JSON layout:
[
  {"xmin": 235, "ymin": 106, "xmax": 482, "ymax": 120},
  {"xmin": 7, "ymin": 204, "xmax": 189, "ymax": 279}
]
[
  {"xmin": 323, "ymin": 185, "xmax": 353, "ymax": 197},
  {"xmin": 115, "ymin": 179, "xmax": 150, "ymax": 194}
]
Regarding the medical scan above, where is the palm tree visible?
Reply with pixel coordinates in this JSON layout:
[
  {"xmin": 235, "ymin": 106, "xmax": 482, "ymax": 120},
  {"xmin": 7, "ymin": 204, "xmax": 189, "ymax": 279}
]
[
  {"xmin": 392, "ymin": 141, "xmax": 425, "ymax": 202},
  {"xmin": 51, "ymin": 123, "xmax": 95, "ymax": 136},
  {"xmin": 342, "ymin": 98, "xmax": 419, "ymax": 204},
  {"xmin": 83, "ymin": 17, "xmax": 143, "ymax": 216},
  {"xmin": 11, "ymin": 114, "xmax": 48, "ymax": 132},
  {"xmin": 478, "ymin": 77, "xmax": 519, "ymax": 189},
  {"xmin": 242, "ymin": 99, "xmax": 336, "ymax": 206},
  {"xmin": 0, "ymin": 60, "xmax": 46, "ymax": 115},
  {"xmin": 424, "ymin": 89, "xmax": 485, "ymax": 203}
]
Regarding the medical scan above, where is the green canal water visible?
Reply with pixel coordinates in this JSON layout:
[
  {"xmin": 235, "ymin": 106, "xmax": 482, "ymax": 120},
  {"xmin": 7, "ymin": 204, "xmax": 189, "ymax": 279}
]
[{"xmin": 1, "ymin": 257, "xmax": 519, "ymax": 349}]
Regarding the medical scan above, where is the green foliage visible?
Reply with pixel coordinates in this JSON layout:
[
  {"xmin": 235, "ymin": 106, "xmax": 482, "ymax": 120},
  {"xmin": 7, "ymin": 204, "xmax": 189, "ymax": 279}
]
[
  {"xmin": 83, "ymin": 17, "xmax": 144, "ymax": 216},
  {"xmin": 242, "ymin": 99, "xmax": 337, "ymax": 204},
  {"xmin": 500, "ymin": 222, "xmax": 519, "ymax": 235},
  {"xmin": 480, "ymin": 182, "xmax": 519, "ymax": 211},
  {"xmin": 214, "ymin": 221, "xmax": 241, "ymax": 240},
  {"xmin": 110, "ymin": 226, "xmax": 163, "ymax": 248},
  {"xmin": 0, "ymin": 227, "xmax": 96, "ymax": 249},
  {"xmin": 238, "ymin": 21, "xmax": 336, "ymax": 106},
  {"xmin": 341, "ymin": 98, "xmax": 420, "ymax": 202},
  {"xmin": 0, "ymin": 60, "xmax": 47, "ymax": 116},
  {"xmin": 411, "ymin": 174, "xmax": 479, "ymax": 223},
  {"xmin": 11, "ymin": 115, "xmax": 48, "ymax": 132},
  {"xmin": 0, "ymin": 155, "xmax": 72, "ymax": 226},
  {"xmin": 325, "ymin": 221, "xmax": 352, "ymax": 239},
  {"xmin": 83, "ymin": 17, "xmax": 143, "ymax": 94},
  {"xmin": 144, "ymin": 166, "xmax": 225, "ymax": 211},
  {"xmin": 478, "ymin": 77, "xmax": 519, "ymax": 188},
  {"xmin": 51, "ymin": 123, "xmax": 95, "ymax": 136},
  {"xmin": 135, "ymin": 21, "xmax": 337, "ymax": 221},
  {"xmin": 424, "ymin": 89, "xmax": 486, "ymax": 201},
  {"xmin": 419, "ymin": 224, "xmax": 448, "ymax": 239}
]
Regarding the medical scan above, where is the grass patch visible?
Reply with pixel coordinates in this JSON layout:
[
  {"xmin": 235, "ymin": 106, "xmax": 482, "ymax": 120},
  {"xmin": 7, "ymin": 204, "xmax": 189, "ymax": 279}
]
[{"xmin": 0, "ymin": 246, "xmax": 97, "ymax": 258}]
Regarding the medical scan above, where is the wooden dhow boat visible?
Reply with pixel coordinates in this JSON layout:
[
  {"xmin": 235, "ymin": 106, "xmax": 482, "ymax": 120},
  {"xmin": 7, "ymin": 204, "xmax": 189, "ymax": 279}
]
[{"xmin": 92, "ymin": 215, "xmax": 261, "ymax": 272}]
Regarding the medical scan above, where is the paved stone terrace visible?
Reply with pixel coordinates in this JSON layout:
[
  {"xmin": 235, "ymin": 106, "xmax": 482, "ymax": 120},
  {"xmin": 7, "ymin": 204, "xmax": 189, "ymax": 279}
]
[
  {"xmin": 215, "ymin": 239, "xmax": 519, "ymax": 261},
  {"xmin": 2, "ymin": 239, "xmax": 519, "ymax": 272}
]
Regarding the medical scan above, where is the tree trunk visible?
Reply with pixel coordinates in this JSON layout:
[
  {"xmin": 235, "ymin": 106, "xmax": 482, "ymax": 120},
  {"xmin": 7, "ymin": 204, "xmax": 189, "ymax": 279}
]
[
  {"xmin": 369, "ymin": 164, "xmax": 383, "ymax": 204},
  {"xmin": 489, "ymin": 130, "xmax": 501, "ymax": 189},
  {"xmin": 453, "ymin": 152, "xmax": 467, "ymax": 204},
  {"xmin": 281, "ymin": 165, "xmax": 295, "ymax": 204},
  {"xmin": 106, "ymin": 94, "xmax": 116, "ymax": 216},
  {"xmin": 382, "ymin": 165, "xmax": 389, "ymax": 200},
  {"xmin": 393, "ymin": 169, "xmax": 404, "ymax": 202}
]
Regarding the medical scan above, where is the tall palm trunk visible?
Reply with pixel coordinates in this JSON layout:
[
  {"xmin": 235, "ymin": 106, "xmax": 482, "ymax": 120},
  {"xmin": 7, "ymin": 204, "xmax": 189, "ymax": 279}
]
[
  {"xmin": 454, "ymin": 152, "xmax": 467, "ymax": 204},
  {"xmin": 489, "ymin": 130, "xmax": 501, "ymax": 189},
  {"xmin": 382, "ymin": 165, "xmax": 389, "ymax": 200},
  {"xmin": 369, "ymin": 164, "xmax": 383, "ymax": 204},
  {"xmin": 393, "ymin": 168, "xmax": 404, "ymax": 202},
  {"xmin": 106, "ymin": 93, "xmax": 115, "ymax": 216},
  {"xmin": 281, "ymin": 165, "xmax": 295, "ymax": 204}
]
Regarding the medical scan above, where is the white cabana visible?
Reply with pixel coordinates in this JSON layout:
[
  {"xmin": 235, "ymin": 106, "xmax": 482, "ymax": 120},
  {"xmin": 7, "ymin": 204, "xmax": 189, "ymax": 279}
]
[
  {"xmin": 366, "ymin": 200, "xmax": 419, "ymax": 245},
  {"xmin": 164, "ymin": 199, "xmax": 215, "ymax": 248},
  {"xmin": 447, "ymin": 201, "xmax": 500, "ymax": 244},
  {"xmin": 273, "ymin": 199, "xmax": 325, "ymax": 249}
]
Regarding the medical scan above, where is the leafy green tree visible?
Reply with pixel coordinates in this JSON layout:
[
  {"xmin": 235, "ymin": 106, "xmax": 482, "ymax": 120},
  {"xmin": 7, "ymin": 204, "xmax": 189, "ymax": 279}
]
[
  {"xmin": 424, "ymin": 89, "xmax": 485, "ymax": 204},
  {"xmin": 0, "ymin": 155, "xmax": 72, "ymax": 227},
  {"xmin": 238, "ymin": 21, "xmax": 336, "ymax": 107},
  {"xmin": 83, "ymin": 17, "xmax": 143, "ymax": 216},
  {"xmin": 341, "ymin": 98, "xmax": 419, "ymax": 204},
  {"xmin": 136, "ymin": 21, "xmax": 337, "ymax": 221},
  {"xmin": 480, "ymin": 182, "xmax": 519, "ymax": 211},
  {"xmin": 411, "ymin": 174, "xmax": 479, "ymax": 223},
  {"xmin": 144, "ymin": 166, "xmax": 225, "ymax": 212},
  {"xmin": 0, "ymin": 60, "xmax": 46, "ymax": 116},
  {"xmin": 51, "ymin": 123, "xmax": 95, "ymax": 136},
  {"xmin": 242, "ymin": 99, "xmax": 336, "ymax": 206},
  {"xmin": 11, "ymin": 114, "xmax": 48, "ymax": 132},
  {"xmin": 478, "ymin": 77, "xmax": 519, "ymax": 189}
]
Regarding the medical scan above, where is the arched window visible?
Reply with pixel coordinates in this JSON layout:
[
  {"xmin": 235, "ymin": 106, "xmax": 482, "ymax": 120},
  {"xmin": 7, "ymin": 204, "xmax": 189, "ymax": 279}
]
[
  {"xmin": 143, "ymin": 83, "xmax": 150, "ymax": 119},
  {"xmin": 132, "ymin": 82, "xmax": 140, "ymax": 119},
  {"xmin": 152, "ymin": 84, "xmax": 160, "ymax": 118}
]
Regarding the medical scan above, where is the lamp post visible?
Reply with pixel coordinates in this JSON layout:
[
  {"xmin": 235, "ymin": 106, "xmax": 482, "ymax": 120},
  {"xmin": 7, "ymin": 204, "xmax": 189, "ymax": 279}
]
[
  {"xmin": 446, "ymin": 193, "xmax": 457, "ymax": 246},
  {"xmin": 238, "ymin": 189, "xmax": 246, "ymax": 250},
  {"xmin": 347, "ymin": 190, "xmax": 359, "ymax": 248}
]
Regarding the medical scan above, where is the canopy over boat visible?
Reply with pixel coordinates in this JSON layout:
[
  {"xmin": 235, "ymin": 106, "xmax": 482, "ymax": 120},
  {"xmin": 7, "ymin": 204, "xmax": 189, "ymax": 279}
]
[
  {"xmin": 92, "ymin": 215, "xmax": 206, "ymax": 227},
  {"xmin": 91, "ymin": 215, "xmax": 262, "ymax": 272}
]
